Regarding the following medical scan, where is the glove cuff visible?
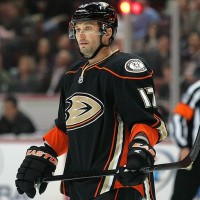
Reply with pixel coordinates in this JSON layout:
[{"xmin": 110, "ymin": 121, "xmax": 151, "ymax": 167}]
[{"xmin": 129, "ymin": 139, "xmax": 156, "ymax": 158}]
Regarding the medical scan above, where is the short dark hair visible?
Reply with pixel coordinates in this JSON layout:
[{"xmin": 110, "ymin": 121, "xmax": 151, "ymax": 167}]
[{"xmin": 4, "ymin": 95, "xmax": 18, "ymax": 108}]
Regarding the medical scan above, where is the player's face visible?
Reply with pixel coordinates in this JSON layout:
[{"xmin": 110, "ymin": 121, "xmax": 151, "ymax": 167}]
[
  {"xmin": 4, "ymin": 101, "xmax": 17, "ymax": 121},
  {"xmin": 75, "ymin": 21, "xmax": 101, "ymax": 58}
]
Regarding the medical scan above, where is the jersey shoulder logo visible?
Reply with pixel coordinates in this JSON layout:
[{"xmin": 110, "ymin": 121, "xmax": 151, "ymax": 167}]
[
  {"xmin": 65, "ymin": 92, "xmax": 104, "ymax": 131},
  {"xmin": 125, "ymin": 59, "xmax": 147, "ymax": 73}
]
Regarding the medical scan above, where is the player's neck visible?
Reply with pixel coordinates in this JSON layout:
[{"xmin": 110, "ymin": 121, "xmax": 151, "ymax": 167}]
[{"xmin": 88, "ymin": 47, "xmax": 113, "ymax": 66}]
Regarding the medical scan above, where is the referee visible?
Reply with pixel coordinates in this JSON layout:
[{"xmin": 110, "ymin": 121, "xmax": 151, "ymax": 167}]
[{"xmin": 170, "ymin": 78, "xmax": 200, "ymax": 200}]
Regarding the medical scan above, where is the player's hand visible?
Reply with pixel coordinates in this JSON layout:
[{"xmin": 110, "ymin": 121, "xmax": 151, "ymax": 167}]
[
  {"xmin": 179, "ymin": 147, "xmax": 190, "ymax": 160},
  {"xmin": 179, "ymin": 147, "xmax": 192, "ymax": 170},
  {"xmin": 15, "ymin": 145, "xmax": 58, "ymax": 198},
  {"xmin": 116, "ymin": 139, "xmax": 156, "ymax": 186}
]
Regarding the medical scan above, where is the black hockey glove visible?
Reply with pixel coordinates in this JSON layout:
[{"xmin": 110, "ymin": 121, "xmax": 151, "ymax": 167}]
[
  {"xmin": 116, "ymin": 139, "xmax": 156, "ymax": 186},
  {"xmin": 15, "ymin": 145, "xmax": 58, "ymax": 198}
]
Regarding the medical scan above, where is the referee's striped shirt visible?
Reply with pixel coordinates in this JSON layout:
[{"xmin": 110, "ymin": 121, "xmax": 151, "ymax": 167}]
[{"xmin": 170, "ymin": 80, "xmax": 200, "ymax": 148}]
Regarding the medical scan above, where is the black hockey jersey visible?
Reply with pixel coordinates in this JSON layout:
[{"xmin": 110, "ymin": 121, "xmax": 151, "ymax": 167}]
[{"xmin": 45, "ymin": 51, "xmax": 168, "ymax": 200}]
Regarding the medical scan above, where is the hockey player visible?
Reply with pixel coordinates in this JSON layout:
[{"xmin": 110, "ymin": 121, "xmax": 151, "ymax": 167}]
[
  {"xmin": 170, "ymin": 77, "xmax": 200, "ymax": 200},
  {"xmin": 15, "ymin": 2, "xmax": 168, "ymax": 200}
]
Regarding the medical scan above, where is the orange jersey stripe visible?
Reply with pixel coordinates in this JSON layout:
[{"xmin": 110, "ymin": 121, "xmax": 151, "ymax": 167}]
[
  {"xmin": 66, "ymin": 66, "xmax": 153, "ymax": 80},
  {"xmin": 173, "ymin": 102, "xmax": 194, "ymax": 121},
  {"xmin": 130, "ymin": 124, "xmax": 159, "ymax": 146},
  {"xmin": 66, "ymin": 70, "xmax": 78, "ymax": 74},
  {"xmin": 43, "ymin": 126, "xmax": 68, "ymax": 156},
  {"xmin": 149, "ymin": 174, "xmax": 155, "ymax": 200},
  {"xmin": 114, "ymin": 189, "xmax": 119, "ymax": 200},
  {"xmin": 152, "ymin": 113, "xmax": 160, "ymax": 127},
  {"xmin": 65, "ymin": 64, "xmax": 86, "ymax": 74},
  {"xmin": 89, "ymin": 66, "xmax": 153, "ymax": 80}
]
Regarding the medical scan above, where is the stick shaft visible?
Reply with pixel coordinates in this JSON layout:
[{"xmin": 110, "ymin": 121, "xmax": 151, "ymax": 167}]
[{"xmin": 43, "ymin": 127, "xmax": 200, "ymax": 182}]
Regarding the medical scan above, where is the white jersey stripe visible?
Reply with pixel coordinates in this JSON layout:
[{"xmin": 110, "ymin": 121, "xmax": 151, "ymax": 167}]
[
  {"xmin": 100, "ymin": 113, "xmax": 124, "ymax": 194},
  {"xmin": 144, "ymin": 178, "xmax": 151, "ymax": 200},
  {"xmin": 173, "ymin": 115, "xmax": 188, "ymax": 146},
  {"xmin": 182, "ymin": 80, "xmax": 200, "ymax": 104},
  {"xmin": 192, "ymin": 108, "xmax": 200, "ymax": 144}
]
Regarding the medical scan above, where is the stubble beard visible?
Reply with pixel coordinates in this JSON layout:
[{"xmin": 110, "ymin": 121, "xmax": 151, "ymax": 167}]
[
  {"xmin": 79, "ymin": 41, "xmax": 99, "ymax": 59},
  {"xmin": 80, "ymin": 48, "xmax": 93, "ymax": 58}
]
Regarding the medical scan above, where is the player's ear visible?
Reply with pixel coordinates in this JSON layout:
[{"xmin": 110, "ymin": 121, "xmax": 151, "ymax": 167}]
[
  {"xmin": 105, "ymin": 28, "xmax": 112, "ymax": 37},
  {"xmin": 103, "ymin": 28, "xmax": 112, "ymax": 45}
]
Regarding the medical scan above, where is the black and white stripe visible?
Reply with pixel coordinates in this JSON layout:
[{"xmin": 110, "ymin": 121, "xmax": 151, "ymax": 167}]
[{"xmin": 171, "ymin": 80, "xmax": 200, "ymax": 148}]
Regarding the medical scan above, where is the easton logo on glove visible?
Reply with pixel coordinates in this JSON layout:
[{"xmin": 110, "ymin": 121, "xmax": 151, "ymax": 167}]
[{"xmin": 26, "ymin": 149, "xmax": 58, "ymax": 166}]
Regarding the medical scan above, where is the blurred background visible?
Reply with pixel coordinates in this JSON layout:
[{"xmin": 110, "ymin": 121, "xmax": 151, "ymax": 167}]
[{"xmin": 0, "ymin": 0, "xmax": 200, "ymax": 199}]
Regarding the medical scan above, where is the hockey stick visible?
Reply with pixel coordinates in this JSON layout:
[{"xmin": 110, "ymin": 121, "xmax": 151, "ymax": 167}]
[
  {"xmin": 42, "ymin": 127, "xmax": 200, "ymax": 183},
  {"xmin": 141, "ymin": 126, "xmax": 200, "ymax": 173}
]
